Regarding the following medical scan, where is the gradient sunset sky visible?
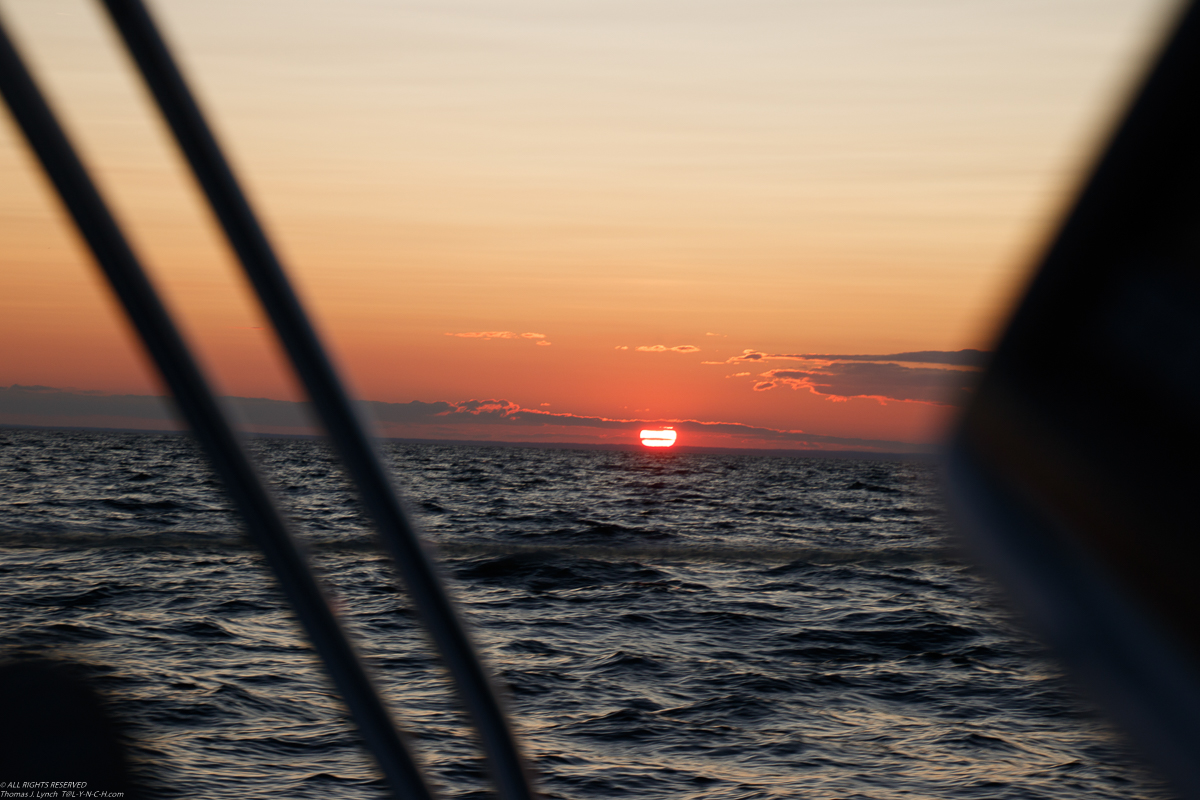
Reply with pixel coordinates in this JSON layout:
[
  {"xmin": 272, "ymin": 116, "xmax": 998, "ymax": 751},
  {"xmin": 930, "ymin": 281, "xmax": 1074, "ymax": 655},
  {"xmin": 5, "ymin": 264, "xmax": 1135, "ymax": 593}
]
[{"xmin": 0, "ymin": 0, "xmax": 1178, "ymax": 450}]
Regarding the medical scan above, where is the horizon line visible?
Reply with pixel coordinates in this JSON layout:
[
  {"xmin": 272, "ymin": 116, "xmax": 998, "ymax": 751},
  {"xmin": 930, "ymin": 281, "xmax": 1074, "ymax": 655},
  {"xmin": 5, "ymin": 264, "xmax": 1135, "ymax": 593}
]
[{"xmin": 0, "ymin": 422, "xmax": 937, "ymax": 462}]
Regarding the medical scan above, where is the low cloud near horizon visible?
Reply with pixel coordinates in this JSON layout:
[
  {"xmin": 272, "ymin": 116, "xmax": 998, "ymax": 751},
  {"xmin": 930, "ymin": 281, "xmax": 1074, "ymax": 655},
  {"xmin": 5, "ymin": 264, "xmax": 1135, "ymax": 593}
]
[
  {"xmin": 753, "ymin": 363, "xmax": 978, "ymax": 404},
  {"xmin": 635, "ymin": 344, "xmax": 700, "ymax": 353},
  {"xmin": 446, "ymin": 331, "xmax": 550, "ymax": 345},
  {"xmin": 0, "ymin": 385, "xmax": 927, "ymax": 453},
  {"xmin": 710, "ymin": 349, "xmax": 988, "ymax": 367},
  {"xmin": 710, "ymin": 349, "xmax": 987, "ymax": 404}
]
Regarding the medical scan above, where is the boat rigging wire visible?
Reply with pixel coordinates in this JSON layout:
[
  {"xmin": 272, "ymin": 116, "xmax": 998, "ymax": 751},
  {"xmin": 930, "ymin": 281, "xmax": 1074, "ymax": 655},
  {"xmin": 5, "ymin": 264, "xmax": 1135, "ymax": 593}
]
[
  {"xmin": 94, "ymin": 3, "xmax": 536, "ymax": 798},
  {"xmin": 0, "ymin": 5, "xmax": 528, "ymax": 797}
]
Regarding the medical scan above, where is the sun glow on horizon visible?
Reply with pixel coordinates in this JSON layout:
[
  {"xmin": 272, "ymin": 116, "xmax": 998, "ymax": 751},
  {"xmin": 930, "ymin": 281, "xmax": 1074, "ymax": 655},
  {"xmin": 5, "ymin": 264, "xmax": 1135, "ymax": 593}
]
[
  {"xmin": 640, "ymin": 428, "xmax": 677, "ymax": 448},
  {"xmin": 0, "ymin": 0, "xmax": 1169, "ymax": 450}
]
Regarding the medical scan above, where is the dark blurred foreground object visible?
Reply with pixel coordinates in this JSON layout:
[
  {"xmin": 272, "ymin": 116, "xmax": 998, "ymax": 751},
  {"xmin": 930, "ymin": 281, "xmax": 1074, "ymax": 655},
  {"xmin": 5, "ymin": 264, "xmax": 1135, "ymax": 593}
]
[
  {"xmin": 0, "ymin": 659, "xmax": 140, "ymax": 797},
  {"xmin": 947, "ymin": 0, "xmax": 1200, "ymax": 795}
]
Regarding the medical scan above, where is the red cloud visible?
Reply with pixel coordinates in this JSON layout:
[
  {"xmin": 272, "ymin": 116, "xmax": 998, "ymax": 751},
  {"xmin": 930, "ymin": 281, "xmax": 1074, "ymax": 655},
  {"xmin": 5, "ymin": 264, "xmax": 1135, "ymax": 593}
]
[
  {"xmin": 446, "ymin": 398, "xmax": 522, "ymax": 416},
  {"xmin": 446, "ymin": 331, "xmax": 547, "ymax": 340},
  {"xmin": 703, "ymin": 349, "xmax": 767, "ymax": 364},
  {"xmin": 636, "ymin": 344, "xmax": 700, "ymax": 353}
]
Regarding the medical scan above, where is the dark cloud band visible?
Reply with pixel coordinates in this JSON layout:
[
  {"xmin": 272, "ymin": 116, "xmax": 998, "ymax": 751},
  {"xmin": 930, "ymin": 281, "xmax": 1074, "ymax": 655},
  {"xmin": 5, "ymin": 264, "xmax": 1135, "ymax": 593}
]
[
  {"xmin": 1, "ymin": 385, "xmax": 924, "ymax": 452},
  {"xmin": 715, "ymin": 349, "xmax": 988, "ymax": 367}
]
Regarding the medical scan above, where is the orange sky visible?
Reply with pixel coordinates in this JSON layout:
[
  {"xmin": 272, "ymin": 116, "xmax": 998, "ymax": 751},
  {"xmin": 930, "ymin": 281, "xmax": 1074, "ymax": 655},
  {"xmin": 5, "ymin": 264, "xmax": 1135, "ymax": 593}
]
[{"xmin": 0, "ymin": 0, "xmax": 1178, "ymax": 450}]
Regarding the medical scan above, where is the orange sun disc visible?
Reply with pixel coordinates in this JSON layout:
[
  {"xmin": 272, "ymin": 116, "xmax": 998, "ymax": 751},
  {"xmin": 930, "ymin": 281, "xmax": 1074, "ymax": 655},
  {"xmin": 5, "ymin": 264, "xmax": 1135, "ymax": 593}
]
[{"xmin": 640, "ymin": 428, "xmax": 677, "ymax": 447}]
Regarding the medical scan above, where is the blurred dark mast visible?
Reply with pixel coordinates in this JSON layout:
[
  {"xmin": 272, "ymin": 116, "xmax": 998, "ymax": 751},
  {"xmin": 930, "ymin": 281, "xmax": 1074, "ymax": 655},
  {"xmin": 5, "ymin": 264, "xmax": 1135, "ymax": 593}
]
[{"xmin": 949, "ymin": 0, "xmax": 1200, "ymax": 794}]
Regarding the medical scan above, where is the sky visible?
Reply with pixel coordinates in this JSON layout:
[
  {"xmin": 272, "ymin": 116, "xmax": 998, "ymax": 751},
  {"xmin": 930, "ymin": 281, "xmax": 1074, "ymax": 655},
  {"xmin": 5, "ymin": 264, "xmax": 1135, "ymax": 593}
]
[{"xmin": 0, "ymin": 0, "xmax": 1179, "ymax": 450}]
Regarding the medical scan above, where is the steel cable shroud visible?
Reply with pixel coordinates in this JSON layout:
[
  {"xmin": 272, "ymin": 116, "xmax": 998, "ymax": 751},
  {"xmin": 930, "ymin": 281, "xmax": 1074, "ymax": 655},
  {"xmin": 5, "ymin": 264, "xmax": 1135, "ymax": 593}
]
[
  {"xmin": 0, "ymin": 12, "xmax": 434, "ymax": 800},
  {"xmin": 97, "ymin": 2, "xmax": 537, "ymax": 799}
]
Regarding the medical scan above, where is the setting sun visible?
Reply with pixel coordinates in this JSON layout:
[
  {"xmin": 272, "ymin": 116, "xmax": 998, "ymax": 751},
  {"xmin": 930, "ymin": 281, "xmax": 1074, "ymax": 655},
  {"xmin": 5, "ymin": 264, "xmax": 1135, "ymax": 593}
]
[
  {"xmin": 0, "ymin": 0, "xmax": 1178, "ymax": 796},
  {"xmin": 640, "ymin": 428, "xmax": 677, "ymax": 448}
]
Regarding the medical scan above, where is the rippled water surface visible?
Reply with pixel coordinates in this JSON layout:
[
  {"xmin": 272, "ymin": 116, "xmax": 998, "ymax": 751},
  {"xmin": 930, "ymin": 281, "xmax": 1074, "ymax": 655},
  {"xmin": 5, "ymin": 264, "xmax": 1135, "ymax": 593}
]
[{"xmin": 0, "ymin": 429, "xmax": 1172, "ymax": 798}]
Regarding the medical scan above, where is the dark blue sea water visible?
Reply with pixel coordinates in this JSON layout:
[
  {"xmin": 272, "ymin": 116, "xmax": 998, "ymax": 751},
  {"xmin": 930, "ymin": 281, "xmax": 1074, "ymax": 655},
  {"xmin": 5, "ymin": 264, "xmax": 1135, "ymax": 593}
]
[{"xmin": 0, "ymin": 429, "xmax": 1173, "ymax": 798}]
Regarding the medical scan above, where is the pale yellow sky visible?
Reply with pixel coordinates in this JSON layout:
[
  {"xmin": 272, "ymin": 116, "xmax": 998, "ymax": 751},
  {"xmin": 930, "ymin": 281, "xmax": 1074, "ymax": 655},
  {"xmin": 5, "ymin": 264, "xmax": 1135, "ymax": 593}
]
[{"xmin": 0, "ymin": 0, "xmax": 1180, "ymax": 445}]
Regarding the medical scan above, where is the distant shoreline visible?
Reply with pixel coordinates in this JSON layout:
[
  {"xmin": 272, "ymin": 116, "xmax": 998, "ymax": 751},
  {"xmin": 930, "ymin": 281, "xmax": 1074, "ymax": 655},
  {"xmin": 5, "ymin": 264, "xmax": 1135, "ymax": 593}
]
[{"xmin": 0, "ymin": 423, "xmax": 936, "ymax": 462}]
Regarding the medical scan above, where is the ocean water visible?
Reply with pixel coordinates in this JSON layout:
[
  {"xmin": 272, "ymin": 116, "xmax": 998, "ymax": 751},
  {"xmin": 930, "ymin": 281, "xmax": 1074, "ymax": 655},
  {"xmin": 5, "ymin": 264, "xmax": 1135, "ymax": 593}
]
[{"xmin": 0, "ymin": 428, "xmax": 1173, "ymax": 799}]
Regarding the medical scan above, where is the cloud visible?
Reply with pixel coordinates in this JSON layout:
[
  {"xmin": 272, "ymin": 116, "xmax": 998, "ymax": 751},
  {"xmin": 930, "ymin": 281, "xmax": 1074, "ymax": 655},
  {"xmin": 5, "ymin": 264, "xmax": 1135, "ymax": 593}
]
[
  {"xmin": 359, "ymin": 396, "xmax": 924, "ymax": 449},
  {"xmin": 704, "ymin": 349, "xmax": 767, "ymax": 364},
  {"xmin": 708, "ymin": 348, "xmax": 988, "ymax": 404},
  {"xmin": 0, "ymin": 384, "xmax": 311, "ymax": 430},
  {"xmin": 446, "ymin": 331, "xmax": 547, "ymax": 340},
  {"xmin": 0, "ymin": 385, "xmax": 176, "ymax": 425},
  {"xmin": 801, "ymin": 349, "xmax": 989, "ymax": 366},
  {"xmin": 614, "ymin": 346, "xmax": 628, "ymax": 350},
  {"xmin": 752, "ymin": 362, "xmax": 979, "ymax": 404},
  {"xmin": 714, "ymin": 349, "xmax": 988, "ymax": 366},
  {"xmin": 1, "ymin": 385, "xmax": 927, "ymax": 452},
  {"xmin": 636, "ymin": 344, "xmax": 700, "ymax": 353}
]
